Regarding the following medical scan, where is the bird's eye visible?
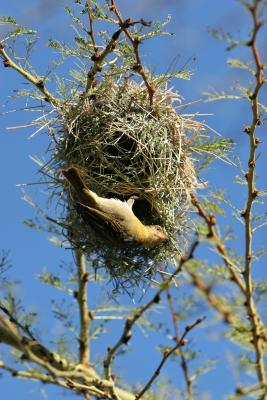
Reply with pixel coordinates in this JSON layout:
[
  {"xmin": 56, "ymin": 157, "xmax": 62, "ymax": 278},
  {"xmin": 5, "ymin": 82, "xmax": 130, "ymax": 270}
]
[{"xmin": 156, "ymin": 226, "xmax": 162, "ymax": 231}]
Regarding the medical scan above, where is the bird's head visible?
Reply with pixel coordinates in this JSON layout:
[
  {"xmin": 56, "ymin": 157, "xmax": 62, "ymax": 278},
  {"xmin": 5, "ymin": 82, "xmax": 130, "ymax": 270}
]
[{"xmin": 144, "ymin": 225, "xmax": 169, "ymax": 248}]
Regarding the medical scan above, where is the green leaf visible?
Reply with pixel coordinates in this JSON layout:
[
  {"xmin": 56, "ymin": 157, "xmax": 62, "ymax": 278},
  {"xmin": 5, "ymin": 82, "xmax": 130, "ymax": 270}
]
[
  {"xmin": 65, "ymin": 6, "xmax": 86, "ymax": 30},
  {"xmin": 204, "ymin": 89, "xmax": 241, "ymax": 102},
  {"xmin": 0, "ymin": 16, "xmax": 17, "ymax": 25},
  {"xmin": 141, "ymin": 15, "xmax": 174, "ymax": 41},
  {"xmin": 153, "ymin": 70, "xmax": 193, "ymax": 86},
  {"xmin": 90, "ymin": 1, "xmax": 117, "ymax": 23},
  {"xmin": 37, "ymin": 270, "xmax": 74, "ymax": 296},
  {"xmin": 207, "ymin": 27, "xmax": 247, "ymax": 51},
  {"xmin": 48, "ymin": 236, "xmax": 65, "ymax": 247},
  {"xmin": 227, "ymin": 58, "xmax": 255, "ymax": 75},
  {"xmin": 1, "ymin": 22, "xmax": 37, "ymax": 41},
  {"xmin": 258, "ymin": 101, "xmax": 267, "ymax": 113}
]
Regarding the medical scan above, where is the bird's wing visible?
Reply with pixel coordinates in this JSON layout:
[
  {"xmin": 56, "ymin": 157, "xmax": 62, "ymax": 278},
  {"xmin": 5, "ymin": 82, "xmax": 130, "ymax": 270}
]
[
  {"xmin": 126, "ymin": 197, "xmax": 135, "ymax": 209},
  {"xmin": 76, "ymin": 202, "xmax": 122, "ymax": 233}
]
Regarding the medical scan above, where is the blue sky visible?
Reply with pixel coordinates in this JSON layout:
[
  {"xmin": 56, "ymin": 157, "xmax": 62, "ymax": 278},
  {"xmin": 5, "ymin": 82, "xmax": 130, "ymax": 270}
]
[{"xmin": 0, "ymin": 1, "xmax": 267, "ymax": 399}]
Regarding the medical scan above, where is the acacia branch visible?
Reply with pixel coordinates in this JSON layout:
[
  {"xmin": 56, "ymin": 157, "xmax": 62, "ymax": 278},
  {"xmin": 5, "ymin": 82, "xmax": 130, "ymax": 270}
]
[
  {"xmin": 0, "ymin": 43, "xmax": 59, "ymax": 107},
  {"xmin": 242, "ymin": 0, "xmax": 267, "ymax": 388},
  {"xmin": 0, "ymin": 314, "xmax": 135, "ymax": 400},
  {"xmin": 191, "ymin": 2, "xmax": 267, "ymax": 393},
  {"xmin": 191, "ymin": 191, "xmax": 266, "ymax": 386}
]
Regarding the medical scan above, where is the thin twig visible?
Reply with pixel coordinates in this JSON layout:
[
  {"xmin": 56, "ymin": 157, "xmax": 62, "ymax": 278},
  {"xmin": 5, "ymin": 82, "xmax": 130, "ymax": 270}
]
[
  {"xmin": 0, "ymin": 358, "xmax": 114, "ymax": 399},
  {"xmin": 135, "ymin": 316, "xmax": 206, "ymax": 399},
  {"xmin": 65, "ymin": 378, "xmax": 114, "ymax": 399},
  {"xmin": 109, "ymin": 0, "xmax": 156, "ymax": 105},
  {"xmin": 0, "ymin": 359, "xmax": 71, "ymax": 389},
  {"xmin": 236, "ymin": 381, "xmax": 267, "ymax": 397},
  {"xmin": 84, "ymin": 24, "xmax": 124, "ymax": 95},
  {"xmin": 161, "ymin": 275, "xmax": 193, "ymax": 399},
  {"xmin": 0, "ymin": 303, "xmax": 36, "ymax": 341},
  {"xmin": 0, "ymin": 360, "xmax": 84, "ymax": 393},
  {"xmin": 191, "ymin": 193, "xmax": 246, "ymax": 294},
  {"xmin": 85, "ymin": 0, "xmax": 98, "ymax": 56},
  {"xmin": 0, "ymin": 43, "xmax": 59, "ymax": 107},
  {"xmin": 75, "ymin": 249, "xmax": 91, "ymax": 365},
  {"xmin": 185, "ymin": 264, "xmax": 236, "ymax": 324}
]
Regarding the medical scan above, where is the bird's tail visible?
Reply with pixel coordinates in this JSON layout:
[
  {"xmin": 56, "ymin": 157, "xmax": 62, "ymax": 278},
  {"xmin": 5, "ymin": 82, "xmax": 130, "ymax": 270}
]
[
  {"xmin": 62, "ymin": 167, "xmax": 97, "ymax": 207},
  {"xmin": 62, "ymin": 167, "xmax": 87, "ymax": 191}
]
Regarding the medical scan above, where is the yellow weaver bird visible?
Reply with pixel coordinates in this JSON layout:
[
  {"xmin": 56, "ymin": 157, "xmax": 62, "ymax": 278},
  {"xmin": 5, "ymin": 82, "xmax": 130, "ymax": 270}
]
[{"xmin": 62, "ymin": 167, "xmax": 168, "ymax": 248}]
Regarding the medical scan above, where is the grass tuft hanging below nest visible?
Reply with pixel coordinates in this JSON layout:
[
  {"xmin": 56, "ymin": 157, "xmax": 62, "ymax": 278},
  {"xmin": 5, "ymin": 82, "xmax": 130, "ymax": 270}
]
[{"xmin": 52, "ymin": 79, "xmax": 203, "ymax": 290}]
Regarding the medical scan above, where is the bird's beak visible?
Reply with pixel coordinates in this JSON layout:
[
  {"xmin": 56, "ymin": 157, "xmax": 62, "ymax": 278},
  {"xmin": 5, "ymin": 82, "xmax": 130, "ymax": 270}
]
[{"xmin": 161, "ymin": 231, "xmax": 169, "ymax": 242}]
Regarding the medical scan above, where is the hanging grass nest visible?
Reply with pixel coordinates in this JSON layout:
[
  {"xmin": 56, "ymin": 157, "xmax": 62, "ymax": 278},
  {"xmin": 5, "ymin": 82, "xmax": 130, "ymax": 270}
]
[{"xmin": 52, "ymin": 79, "xmax": 202, "ymax": 289}]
